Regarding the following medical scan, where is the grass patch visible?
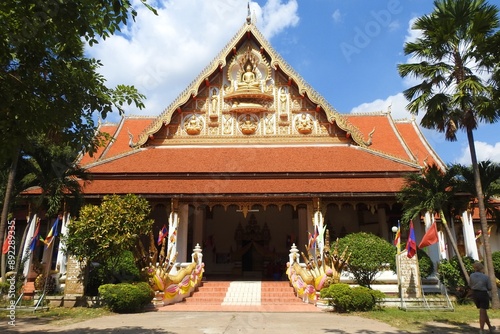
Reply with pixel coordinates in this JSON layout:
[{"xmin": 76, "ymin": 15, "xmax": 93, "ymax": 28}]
[
  {"xmin": 356, "ymin": 304, "xmax": 500, "ymax": 332},
  {"xmin": 0, "ymin": 306, "xmax": 112, "ymax": 326}
]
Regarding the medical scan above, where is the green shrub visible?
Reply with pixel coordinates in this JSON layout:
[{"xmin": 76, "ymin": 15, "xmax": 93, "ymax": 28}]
[
  {"xmin": 86, "ymin": 251, "xmax": 141, "ymax": 296},
  {"xmin": 437, "ymin": 256, "xmax": 475, "ymax": 304},
  {"xmin": 320, "ymin": 283, "xmax": 384, "ymax": 313},
  {"xmin": 337, "ymin": 232, "xmax": 396, "ymax": 288},
  {"xmin": 98, "ymin": 282, "xmax": 154, "ymax": 313},
  {"xmin": 417, "ymin": 248, "xmax": 434, "ymax": 279},
  {"xmin": 492, "ymin": 251, "xmax": 500, "ymax": 279}
]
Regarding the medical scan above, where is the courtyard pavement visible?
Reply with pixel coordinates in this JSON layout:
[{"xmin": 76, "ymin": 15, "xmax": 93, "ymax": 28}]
[{"xmin": 3, "ymin": 309, "xmax": 497, "ymax": 334}]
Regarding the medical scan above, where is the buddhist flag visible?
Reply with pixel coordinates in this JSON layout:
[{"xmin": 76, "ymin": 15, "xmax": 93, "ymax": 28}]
[
  {"xmin": 393, "ymin": 222, "xmax": 401, "ymax": 247},
  {"xmin": 43, "ymin": 216, "xmax": 60, "ymax": 249},
  {"xmin": 406, "ymin": 220, "xmax": 417, "ymax": 259},
  {"xmin": 418, "ymin": 221, "xmax": 439, "ymax": 248},
  {"xmin": 157, "ymin": 225, "xmax": 167, "ymax": 246},
  {"xmin": 29, "ymin": 219, "xmax": 41, "ymax": 251},
  {"xmin": 2, "ymin": 220, "xmax": 15, "ymax": 254}
]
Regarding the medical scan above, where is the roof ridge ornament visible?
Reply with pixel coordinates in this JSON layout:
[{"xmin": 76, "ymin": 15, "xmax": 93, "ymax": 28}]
[{"xmin": 246, "ymin": 2, "xmax": 252, "ymax": 25}]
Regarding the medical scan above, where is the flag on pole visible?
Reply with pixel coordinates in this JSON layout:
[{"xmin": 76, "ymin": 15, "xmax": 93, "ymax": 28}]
[
  {"xmin": 393, "ymin": 222, "xmax": 401, "ymax": 246},
  {"xmin": 56, "ymin": 213, "xmax": 69, "ymax": 274},
  {"xmin": 418, "ymin": 221, "xmax": 439, "ymax": 248},
  {"xmin": 29, "ymin": 218, "xmax": 41, "ymax": 251},
  {"xmin": 42, "ymin": 216, "xmax": 60, "ymax": 249},
  {"xmin": 2, "ymin": 220, "xmax": 15, "ymax": 254},
  {"xmin": 406, "ymin": 220, "xmax": 417, "ymax": 258},
  {"xmin": 157, "ymin": 225, "xmax": 168, "ymax": 246}
]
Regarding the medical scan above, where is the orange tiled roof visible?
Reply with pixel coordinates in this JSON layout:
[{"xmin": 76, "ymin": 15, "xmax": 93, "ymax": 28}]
[
  {"xmin": 346, "ymin": 113, "xmax": 411, "ymax": 161},
  {"xmin": 81, "ymin": 177, "xmax": 406, "ymax": 195},
  {"xmin": 393, "ymin": 119, "xmax": 444, "ymax": 169},
  {"xmin": 85, "ymin": 145, "xmax": 419, "ymax": 174}
]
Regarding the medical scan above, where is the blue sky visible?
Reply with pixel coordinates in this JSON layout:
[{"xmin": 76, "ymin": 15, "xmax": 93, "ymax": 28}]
[{"xmin": 86, "ymin": 0, "xmax": 500, "ymax": 165}]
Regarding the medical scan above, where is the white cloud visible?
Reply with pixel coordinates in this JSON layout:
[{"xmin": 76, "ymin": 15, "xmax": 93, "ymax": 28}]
[
  {"xmin": 332, "ymin": 9, "xmax": 342, "ymax": 23},
  {"xmin": 349, "ymin": 92, "xmax": 414, "ymax": 121},
  {"xmin": 456, "ymin": 141, "xmax": 500, "ymax": 165},
  {"xmin": 86, "ymin": 0, "xmax": 299, "ymax": 122}
]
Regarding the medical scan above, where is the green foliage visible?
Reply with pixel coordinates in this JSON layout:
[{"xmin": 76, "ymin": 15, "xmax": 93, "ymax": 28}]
[
  {"xmin": 98, "ymin": 282, "xmax": 154, "ymax": 313},
  {"xmin": 86, "ymin": 251, "xmax": 141, "ymax": 296},
  {"xmin": 66, "ymin": 194, "xmax": 154, "ymax": 265},
  {"xmin": 0, "ymin": 0, "xmax": 155, "ymax": 275},
  {"xmin": 320, "ymin": 283, "xmax": 384, "ymax": 313},
  {"xmin": 337, "ymin": 232, "xmax": 396, "ymax": 288},
  {"xmin": 417, "ymin": 248, "xmax": 434, "ymax": 279},
  {"xmin": 492, "ymin": 251, "xmax": 500, "ymax": 279},
  {"xmin": 437, "ymin": 256, "xmax": 475, "ymax": 304}
]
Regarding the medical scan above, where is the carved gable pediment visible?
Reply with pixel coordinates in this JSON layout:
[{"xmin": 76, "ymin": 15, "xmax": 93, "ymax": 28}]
[{"xmin": 135, "ymin": 22, "xmax": 370, "ymax": 147}]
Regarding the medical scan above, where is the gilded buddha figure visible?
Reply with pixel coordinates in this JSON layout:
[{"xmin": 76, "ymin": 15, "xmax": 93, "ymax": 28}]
[
  {"xmin": 296, "ymin": 113, "xmax": 313, "ymax": 134},
  {"xmin": 185, "ymin": 115, "xmax": 202, "ymax": 135},
  {"xmin": 237, "ymin": 64, "xmax": 260, "ymax": 90}
]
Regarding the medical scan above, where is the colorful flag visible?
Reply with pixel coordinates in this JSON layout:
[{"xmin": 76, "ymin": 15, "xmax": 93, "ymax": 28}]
[
  {"xmin": 29, "ymin": 218, "xmax": 41, "ymax": 251},
  {"xmin": 43, "ymin": 216, "xmax": 60, "ymax": 248},
  {"xmin": 393, "ymin": 222, "xmax": 401, "ymax": 246},
  {"xmin": 418, "ymin": 221, "xmax": 439, "ymax": 248},
  {"xmin": 2, "ymin": 220, "xmax": 15, "ymax": 254},
  {"xmin": 406, "ymin": 220, "xmax": 417, "ymax": 258},
  {"xmin": 157, "ymin": 225, "xmax": 167, "ymax": 246}
]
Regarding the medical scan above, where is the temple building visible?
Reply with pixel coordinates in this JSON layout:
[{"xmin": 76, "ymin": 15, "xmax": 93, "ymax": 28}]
[
  {"xmin": 75, "ymin": 18, "xmax": 453, "ymax": 280},
  {"xmin": 21, "ymin": 15, "xmax": 496, "ymax": 284}
]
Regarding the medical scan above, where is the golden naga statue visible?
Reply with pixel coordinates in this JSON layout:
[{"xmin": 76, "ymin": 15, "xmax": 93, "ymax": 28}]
[
  {"xmin": 137, "ymin": 231, "xmax": 204, "ymax": 305},
  {"xmin": 287, "ymin": 230, "xmax": 350, "ymax": 303}
]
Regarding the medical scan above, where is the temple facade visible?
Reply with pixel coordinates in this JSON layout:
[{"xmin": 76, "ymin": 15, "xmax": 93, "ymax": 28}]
[{"xmin": 52, "ymin": 18, "xmax": 495, "ymax": 280}]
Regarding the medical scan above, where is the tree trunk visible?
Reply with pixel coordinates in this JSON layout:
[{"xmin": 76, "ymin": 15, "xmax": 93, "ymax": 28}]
[
  {"xmin": 466, "ymin": 128, "xmax": 499, "ymax": 308},
  {"xmin": 0, "ymin": 149, "xmax": 20, "ymax": 279},
  {"xmin": 439, "ymin": 210, "xmax": 470, "ymax": 284}
]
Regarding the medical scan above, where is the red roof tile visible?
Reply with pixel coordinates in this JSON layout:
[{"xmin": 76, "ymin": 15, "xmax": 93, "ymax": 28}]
[
  {"xmin": 86, "ymin": 145, "xmax": 419, "ymax": 174},
  {"xmin": 394, "ymin": 120, "xmax": 444, "ymax": 169},
  {"xmin": 81, "ymin": 177, "xmax": 407, "ymax": 195},
  {"xmin": 346, "ymin": 113, "xmax": 412, "ymax": 161}
]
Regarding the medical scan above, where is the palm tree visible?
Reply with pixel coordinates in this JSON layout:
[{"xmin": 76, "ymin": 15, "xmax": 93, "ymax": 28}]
[
  {"xmin": 452, "ymin": 161, "xmax": 500, "ymax": 224},
  {"xmin": 398, "ymin": 0, "xmax": 500, "ymax": 308},
  {"xmin": 22, "ymin": 135, "xmax": 89, "ymax": 217},
  {"xmin": 397, "ymin": 164, "xmax": 470, "ymax": 283}
]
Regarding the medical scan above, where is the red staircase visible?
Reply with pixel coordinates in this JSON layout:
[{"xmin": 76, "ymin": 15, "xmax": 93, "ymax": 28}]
[
  {"xmin": 260, "ymin": 281, "xmax": 303, "ymax": 305},
  {"xmin": 182, "ymin": 281, "xmax": 230, "ymax": 305},
  {"xmin": 159, "ymin": 280, "xmax": 321, "ymax": 312}
]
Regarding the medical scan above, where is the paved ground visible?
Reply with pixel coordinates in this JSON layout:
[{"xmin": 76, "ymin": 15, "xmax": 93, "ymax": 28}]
[{"xmin": 3, "ymin": 309, "xmax": 497, "ymax": 334}]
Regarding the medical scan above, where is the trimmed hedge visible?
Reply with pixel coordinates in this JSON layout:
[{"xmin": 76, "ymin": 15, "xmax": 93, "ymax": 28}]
[
  {"xmin": 98, "ymin": 282, "xmax": 154, "ymax": 313},
  {"xmin": 320, "ymin": 283, "xmax": 384, "ymax": 313}
]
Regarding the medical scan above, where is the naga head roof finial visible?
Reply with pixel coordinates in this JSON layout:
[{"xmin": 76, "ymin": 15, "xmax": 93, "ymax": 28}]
[{"xmin": 246, "ymin": 2, "xmax": 252, "ymax": 25}]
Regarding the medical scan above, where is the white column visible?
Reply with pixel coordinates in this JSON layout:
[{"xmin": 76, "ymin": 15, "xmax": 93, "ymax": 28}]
[
  {"xmin": 177, "ymin": 203, "xmax": 189, "ymax": 263},
  {"xmin": 461, "ymin": 211, "xmax": 479, "ymax": 260}
]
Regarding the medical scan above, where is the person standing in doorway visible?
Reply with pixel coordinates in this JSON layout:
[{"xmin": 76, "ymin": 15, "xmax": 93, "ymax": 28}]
[{"xmin": 470, "ymin": 261, "xmax": 496, "ymax": 333}]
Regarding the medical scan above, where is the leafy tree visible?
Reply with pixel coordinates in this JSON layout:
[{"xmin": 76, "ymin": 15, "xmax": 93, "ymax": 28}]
[
  {"xmin": 65, "ymin": 194, "xmax": 154, "ymax": 272},
  {"xmin": 438, "ymin": 256, "xmax": 475, "ymax": 303},
  {"xmin": 397, "ymin": 164, "xmax": 470, "ymax": 283},
  {"xmin": 451, "ymin": 161, "xmax": 500, "ymax": 224},
  {"xmin": 0, "ymin": 1, "xmax": 156, "ymax": 277},
  {"xmin": 337, "ymin": 232, "xmax": 396, "ymax": 288},
  {"xmin": 397, "ymin": 0, "xmax": 500, "ymax": 307}
]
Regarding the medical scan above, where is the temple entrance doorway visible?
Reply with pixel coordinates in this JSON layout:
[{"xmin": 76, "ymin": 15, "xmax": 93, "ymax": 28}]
[{"xmin": 201, "ymin": 203, "xmax": 299, "ymax": 280}]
